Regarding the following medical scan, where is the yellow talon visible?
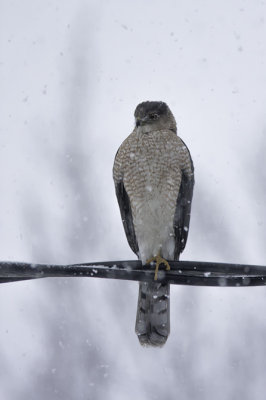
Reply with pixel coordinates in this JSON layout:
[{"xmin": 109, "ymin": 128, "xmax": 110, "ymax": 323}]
[{"xmin": 146, "ymin": 254, "xmax": 171, "ymax": 281}]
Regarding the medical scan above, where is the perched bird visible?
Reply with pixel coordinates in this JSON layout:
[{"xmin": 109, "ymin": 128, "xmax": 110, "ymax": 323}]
[{"xmin": 113, "ymin": 101, "xmax": 194, "ymax": 347}]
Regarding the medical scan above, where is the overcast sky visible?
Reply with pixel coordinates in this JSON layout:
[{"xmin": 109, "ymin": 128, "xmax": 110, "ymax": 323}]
[{"xmin": 1, "ymin": 1, "xmax": 266, "ymax": 399}]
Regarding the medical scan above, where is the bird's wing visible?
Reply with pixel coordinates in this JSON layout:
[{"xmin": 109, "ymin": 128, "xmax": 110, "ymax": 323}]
[
  {"xmin": 173, "ymin": 141, "xmax": 194, "ymax": 259},
  {"xmin": 115, "ymin": 180, "xmax": 139, "ymax": 255},
  {"xmin": 113, "ymin": 147, "xmax": 139, "ymax": 256}
]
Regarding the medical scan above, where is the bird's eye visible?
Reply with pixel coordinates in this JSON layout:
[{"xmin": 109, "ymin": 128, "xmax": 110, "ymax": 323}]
[{"xmin": 149, "ymin": 113, "xmax": 159, "ymax": 120}]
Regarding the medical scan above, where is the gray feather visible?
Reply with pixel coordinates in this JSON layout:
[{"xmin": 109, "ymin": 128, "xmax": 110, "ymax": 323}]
[{"xmin": 135, "ymin": 281, "xmax": 170, "ymax": 347}]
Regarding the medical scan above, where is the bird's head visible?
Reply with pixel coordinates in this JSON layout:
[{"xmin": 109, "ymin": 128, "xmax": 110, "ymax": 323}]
[{"xmin": 134, "ymin": 101, "xmax": 177, "ymax": 134}]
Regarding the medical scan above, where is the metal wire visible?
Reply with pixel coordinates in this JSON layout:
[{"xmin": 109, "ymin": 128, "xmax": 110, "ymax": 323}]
[{"xmin": 1, "ymin": 260, "xmax": 266, "ymax": 287}]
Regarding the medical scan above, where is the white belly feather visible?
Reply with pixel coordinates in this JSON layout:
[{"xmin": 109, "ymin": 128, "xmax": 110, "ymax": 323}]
[{"xmin": 123, "ymin": 129, "xmax": 182, "ymax": 263}]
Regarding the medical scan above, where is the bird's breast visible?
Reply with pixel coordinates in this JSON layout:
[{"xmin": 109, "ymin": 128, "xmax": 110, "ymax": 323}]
[{"xmin": 123, "ymin": 130, "xmax": 182, "ymax": 204}]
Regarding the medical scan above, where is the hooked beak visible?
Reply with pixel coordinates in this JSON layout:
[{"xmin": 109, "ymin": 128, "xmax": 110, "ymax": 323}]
[{"xmin": 136, "ymin": 116, "xmax": 148, "ymax": 127}]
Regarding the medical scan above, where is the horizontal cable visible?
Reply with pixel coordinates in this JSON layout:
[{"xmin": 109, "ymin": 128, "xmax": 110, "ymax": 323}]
[{"xmin": 1, "ymin": 260, "xmax": 266, "ymax": 287}]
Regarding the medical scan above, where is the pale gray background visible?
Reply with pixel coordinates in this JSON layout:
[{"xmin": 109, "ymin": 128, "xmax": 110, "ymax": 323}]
[{"xmin": 1, "ymin": 0, "xmax": 266, "ymax": 399}]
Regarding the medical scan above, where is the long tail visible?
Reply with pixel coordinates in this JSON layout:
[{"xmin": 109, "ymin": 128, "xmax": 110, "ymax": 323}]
[{"xmin": 135, "ymin": 281, "xmax": 170, "ymax": 347}]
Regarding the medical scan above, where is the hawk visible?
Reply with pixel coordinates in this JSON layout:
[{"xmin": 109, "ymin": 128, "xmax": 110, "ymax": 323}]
[{"xmin": 113, "ymin": 101, "xmax": 194, "ymax": 347}]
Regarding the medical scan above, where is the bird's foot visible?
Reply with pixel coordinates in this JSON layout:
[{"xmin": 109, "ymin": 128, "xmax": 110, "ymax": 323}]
[{"xmin": 146, "ymin": 255, "xmax": 171, "ymax": 281}]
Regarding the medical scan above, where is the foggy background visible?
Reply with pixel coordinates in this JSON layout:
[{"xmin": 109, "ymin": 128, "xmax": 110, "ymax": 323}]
[{"xmin": 1, "ymin": 0, "xmax": 266, "ymax": 399}]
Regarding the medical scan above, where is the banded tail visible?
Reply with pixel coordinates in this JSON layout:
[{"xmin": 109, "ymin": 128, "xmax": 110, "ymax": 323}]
[{"xmin": 135, "ymin": 281, "xmax": 170, "ymax": 347}]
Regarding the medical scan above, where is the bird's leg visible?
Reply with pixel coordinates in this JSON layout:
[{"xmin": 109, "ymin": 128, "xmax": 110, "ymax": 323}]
[{"xmin": 146, "ymin": 253, "xmax": 171, "ymax": 281}]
